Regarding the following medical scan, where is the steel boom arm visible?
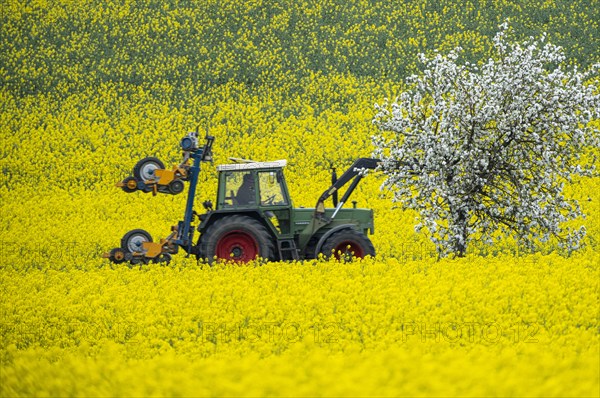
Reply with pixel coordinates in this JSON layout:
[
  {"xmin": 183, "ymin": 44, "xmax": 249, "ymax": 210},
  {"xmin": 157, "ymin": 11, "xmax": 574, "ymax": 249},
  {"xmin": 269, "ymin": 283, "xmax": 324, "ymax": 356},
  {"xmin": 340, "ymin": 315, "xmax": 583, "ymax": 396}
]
[{"xmin": 314, "ymin": 158, "xmax": 382, "ymax": 219}]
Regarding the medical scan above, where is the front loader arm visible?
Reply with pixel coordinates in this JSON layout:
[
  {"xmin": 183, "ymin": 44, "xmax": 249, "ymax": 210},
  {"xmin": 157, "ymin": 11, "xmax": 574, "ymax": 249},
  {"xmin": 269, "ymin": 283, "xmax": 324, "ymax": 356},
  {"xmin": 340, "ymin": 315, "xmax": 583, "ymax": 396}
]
[{"xmin": 314, "ymin": 158, "xmax": 381, "ymax": 219}]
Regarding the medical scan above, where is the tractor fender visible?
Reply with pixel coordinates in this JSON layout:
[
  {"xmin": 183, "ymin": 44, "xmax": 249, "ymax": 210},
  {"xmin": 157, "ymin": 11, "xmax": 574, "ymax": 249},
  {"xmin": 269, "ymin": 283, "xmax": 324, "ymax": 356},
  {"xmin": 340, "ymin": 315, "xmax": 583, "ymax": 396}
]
[{"xmin": 314, "ymin": 224, "xmax": 358, "ymax": 258}]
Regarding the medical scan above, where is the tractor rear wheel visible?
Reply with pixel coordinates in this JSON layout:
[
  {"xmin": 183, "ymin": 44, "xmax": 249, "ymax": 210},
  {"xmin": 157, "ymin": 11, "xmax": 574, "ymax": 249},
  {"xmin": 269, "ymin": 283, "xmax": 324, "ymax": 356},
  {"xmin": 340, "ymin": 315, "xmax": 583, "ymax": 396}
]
[
  {"xmin": 198, "ymin": 215, "xmax": 275, "ymax": 264},
  {"xmin": 320, "ymin": 229, "xmax": 375, "ymax": 261}
]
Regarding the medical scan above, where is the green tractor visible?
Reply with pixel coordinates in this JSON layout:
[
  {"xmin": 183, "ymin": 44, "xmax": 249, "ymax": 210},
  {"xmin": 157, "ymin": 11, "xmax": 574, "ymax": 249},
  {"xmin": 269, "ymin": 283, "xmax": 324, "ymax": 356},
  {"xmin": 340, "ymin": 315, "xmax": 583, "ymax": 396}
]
[{"xmin": 105, "ymin": 133, "xmax": 380, "ymax": 264}]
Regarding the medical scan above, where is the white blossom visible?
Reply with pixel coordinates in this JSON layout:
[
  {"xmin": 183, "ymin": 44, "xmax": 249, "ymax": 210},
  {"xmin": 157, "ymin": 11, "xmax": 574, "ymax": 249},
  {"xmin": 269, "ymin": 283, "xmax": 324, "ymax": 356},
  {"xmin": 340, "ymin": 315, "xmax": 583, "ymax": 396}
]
[{"xmin": 372, "ymin": 24, "xmax": 600, "ymax": 258}]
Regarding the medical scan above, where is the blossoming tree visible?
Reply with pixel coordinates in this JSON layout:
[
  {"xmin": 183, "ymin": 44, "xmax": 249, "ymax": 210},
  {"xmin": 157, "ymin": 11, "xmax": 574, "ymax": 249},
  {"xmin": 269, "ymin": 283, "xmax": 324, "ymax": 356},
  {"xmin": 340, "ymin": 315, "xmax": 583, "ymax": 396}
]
[{"xmin": 372, "ymin": 24, "xmax": 599, "ymax": 258}]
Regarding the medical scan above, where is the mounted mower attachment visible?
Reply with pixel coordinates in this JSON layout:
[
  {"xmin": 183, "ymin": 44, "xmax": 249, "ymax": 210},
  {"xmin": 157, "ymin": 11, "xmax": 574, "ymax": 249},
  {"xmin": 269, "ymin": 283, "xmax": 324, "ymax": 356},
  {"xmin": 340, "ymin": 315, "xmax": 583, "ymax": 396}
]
[
  {"xmin": 104, "ymin": 131, "xmax": 215, "ymax": 265},
  {"xmin": 103, "ymin": 228, "xmax": 179, "ymax": 266},
  {"xmin": 116, "ymin": 156, "xmax": 189, "ymax": 196}
]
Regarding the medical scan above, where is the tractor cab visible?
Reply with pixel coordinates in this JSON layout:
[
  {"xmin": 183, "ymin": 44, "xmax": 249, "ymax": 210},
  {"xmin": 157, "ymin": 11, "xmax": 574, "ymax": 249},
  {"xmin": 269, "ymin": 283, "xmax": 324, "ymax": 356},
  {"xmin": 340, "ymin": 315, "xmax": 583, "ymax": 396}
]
[
  {"xmin": 215, "ymin": 160, "xmax": 294, "ymax": 236},
  {"xmin": 216, "ymin": 160, "xmax": 291, "ymax": 209}
]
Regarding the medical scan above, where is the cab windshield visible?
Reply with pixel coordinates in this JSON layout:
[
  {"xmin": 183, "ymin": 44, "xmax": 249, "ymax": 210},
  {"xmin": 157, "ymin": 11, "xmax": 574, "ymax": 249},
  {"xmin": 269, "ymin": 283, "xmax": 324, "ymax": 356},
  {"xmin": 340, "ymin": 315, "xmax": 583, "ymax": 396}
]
[{"xmin": 258, "ymin": 171, "xmax": 288, "ymax": 206}]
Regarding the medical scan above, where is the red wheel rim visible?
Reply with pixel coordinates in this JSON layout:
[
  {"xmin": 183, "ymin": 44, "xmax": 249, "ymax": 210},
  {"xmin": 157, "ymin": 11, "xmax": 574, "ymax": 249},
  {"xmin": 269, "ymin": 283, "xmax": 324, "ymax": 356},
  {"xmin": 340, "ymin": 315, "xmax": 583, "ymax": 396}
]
[
  {"xmin": 333, "ymin": 240, "xmax": 365, "ymax": 259},
  {"xmin": 216, "ymin": 230, "xmax": 259, "ymax": 262}
]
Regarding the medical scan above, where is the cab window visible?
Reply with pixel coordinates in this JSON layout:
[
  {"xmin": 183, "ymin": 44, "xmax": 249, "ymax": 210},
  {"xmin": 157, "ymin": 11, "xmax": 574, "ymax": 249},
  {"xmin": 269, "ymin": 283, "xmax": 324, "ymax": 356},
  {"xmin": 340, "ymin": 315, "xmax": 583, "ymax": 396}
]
[
  {"xmin": 224, "ymin": 171, "xmax": 256, "ymax": 206},
  {"xmin": 258, "ymin": 171, "xmax": 288, "ymax": 206}
]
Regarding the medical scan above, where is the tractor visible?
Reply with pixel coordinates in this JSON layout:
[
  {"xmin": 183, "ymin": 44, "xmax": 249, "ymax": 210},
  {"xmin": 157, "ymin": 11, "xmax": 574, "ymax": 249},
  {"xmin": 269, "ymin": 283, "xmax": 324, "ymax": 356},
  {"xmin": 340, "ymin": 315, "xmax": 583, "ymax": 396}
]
[{"xmin": 104, "ymin": 132, "xmax": 382, "ymax": 265}]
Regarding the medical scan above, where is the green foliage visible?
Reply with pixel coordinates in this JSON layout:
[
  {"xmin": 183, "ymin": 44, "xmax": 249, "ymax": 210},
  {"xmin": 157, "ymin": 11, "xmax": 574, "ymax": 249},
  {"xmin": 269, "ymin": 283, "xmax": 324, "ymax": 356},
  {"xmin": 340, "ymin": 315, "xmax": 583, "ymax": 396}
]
[{"xmin": 2, "ymin": 0, "xmax": 598, "ymax": 99}]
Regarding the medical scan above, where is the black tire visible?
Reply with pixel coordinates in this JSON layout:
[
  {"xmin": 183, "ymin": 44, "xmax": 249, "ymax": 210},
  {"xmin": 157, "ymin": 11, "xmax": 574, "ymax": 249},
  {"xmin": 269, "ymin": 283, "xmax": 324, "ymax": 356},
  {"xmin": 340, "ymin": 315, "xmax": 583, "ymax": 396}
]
[
  {"xmin": 109, "ymin": 247, "xmax": 127, "ymax": 264},
  {"xmin": 304, "ymin": 234, "xmax": 323, "ymax": 260},
  {"xmin": 168, "ymin": 179, "xmax": 185, "ymax": 194},
  {"xmin": 128, "ymin": 257, "xmax": 149, "ymax": 268},
  {"xmin": 121, "ymin": 229, "xmax": 153, "ymax": 254},
  {"xmin": 133, "ymin": 157, "xmax": 165, "ymax": 181},
  {"xmin": 152, "ymin": 253, "xmax": 172, "ymax": 264},
  {"xmin": 121, "ymin": 176, "xmax": 138, "ymax": 193},
  {"xmin": 197, "ymin": 215, "xmax": 275, "ymax": 264},
  {"xmin": 319, "ymin": 229, "xmax": 375, "ymax": 261}
]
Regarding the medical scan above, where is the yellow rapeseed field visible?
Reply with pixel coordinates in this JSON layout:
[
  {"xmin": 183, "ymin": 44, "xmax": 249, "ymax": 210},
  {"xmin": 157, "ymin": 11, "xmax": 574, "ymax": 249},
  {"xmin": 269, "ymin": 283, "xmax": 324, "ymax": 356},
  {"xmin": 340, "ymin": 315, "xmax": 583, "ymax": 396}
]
[{"xmin": 1, "ymin": 0, "xmax": 599, "ymax": 396}]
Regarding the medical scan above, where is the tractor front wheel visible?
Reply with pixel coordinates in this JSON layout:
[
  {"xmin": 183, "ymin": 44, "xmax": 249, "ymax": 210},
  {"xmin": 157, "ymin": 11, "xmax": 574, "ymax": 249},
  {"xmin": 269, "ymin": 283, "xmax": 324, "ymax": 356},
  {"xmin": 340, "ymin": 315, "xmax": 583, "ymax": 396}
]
[
  {"xmin": 320, "ymin": 229, "xmax": 375, "ymax": 261},
  {"xmin": 198, "ymin": 215, "xmax": 275, "ymax": 264}
]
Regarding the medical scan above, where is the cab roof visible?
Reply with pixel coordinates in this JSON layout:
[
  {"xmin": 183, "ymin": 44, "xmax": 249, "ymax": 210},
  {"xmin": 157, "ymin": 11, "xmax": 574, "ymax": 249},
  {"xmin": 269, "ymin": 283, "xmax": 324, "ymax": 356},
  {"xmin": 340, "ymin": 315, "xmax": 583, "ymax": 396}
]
[{"xmin": 216, "ymin": 159, "xmax": 287, "ymax": 172}]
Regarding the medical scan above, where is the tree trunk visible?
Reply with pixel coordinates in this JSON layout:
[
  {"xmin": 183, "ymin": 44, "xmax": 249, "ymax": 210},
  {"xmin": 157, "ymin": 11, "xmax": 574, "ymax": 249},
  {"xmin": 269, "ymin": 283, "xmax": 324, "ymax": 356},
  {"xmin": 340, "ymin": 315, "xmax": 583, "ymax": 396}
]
[{"xmin": 450, "ymin": 206, "xmax": 468, "ymax": 257}]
